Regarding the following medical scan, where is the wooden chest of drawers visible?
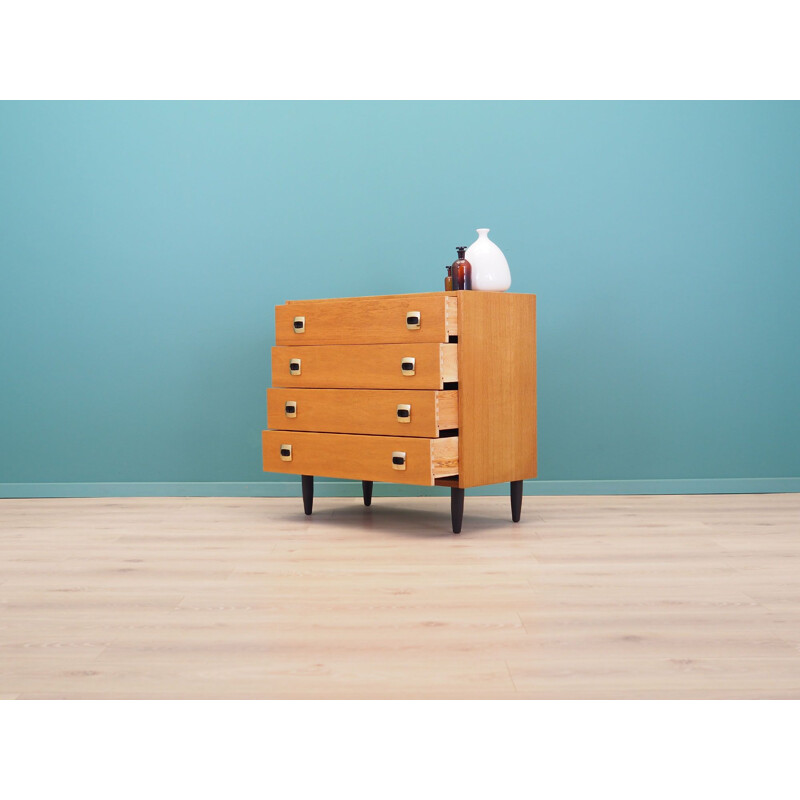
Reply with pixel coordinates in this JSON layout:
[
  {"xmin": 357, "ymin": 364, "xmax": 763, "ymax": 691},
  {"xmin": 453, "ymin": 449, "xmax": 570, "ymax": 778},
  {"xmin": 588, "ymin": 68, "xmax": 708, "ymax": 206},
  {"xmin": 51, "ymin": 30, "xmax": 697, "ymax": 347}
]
[{"xmin": 262, "ymin": 291, "xmax": 536, "ymax": 533}]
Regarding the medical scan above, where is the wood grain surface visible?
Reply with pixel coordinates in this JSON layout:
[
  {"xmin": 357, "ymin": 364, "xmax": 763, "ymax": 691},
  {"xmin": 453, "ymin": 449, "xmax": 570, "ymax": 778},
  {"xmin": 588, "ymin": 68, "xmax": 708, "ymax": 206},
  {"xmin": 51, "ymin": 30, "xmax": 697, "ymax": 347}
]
[
  {"xmin": 1, "ymin": 493, "xmax": 799, "ymax": 699},
  {"xmin": 271, "ymin": 343, "xmax": 458, "ymax": 389},
  {"xmin": 267, "ymin": 389, "xmax": 458, "ymax": 438},
  {"xmin": 276, "ymin": 294, "xmax": 458, "ymax": 346},
  {"xmin": 457, "ymin": 292, "xmax": 536, "ymax": 488},
  {"xmin": 262, "ymin": 430, "xmax": 458, "ymax": 484}
]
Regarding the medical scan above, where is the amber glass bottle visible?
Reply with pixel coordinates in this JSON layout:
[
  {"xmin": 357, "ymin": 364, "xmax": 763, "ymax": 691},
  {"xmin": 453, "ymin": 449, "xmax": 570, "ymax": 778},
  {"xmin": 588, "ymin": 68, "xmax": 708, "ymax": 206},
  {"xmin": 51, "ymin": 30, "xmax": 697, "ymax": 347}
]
[
  {"xmin": 452, "ymin": 246, "xmax": 472, "ymax": 290},
  {"xmin": 444, "ymin": 265, "xmax": 454, "ymax": 291}
]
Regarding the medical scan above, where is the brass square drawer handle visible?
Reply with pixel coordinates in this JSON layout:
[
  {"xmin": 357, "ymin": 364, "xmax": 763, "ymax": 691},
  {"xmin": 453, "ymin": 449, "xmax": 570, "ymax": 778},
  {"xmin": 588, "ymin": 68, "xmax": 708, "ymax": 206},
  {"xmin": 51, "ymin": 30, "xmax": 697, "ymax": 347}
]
[
  {"xmin": 400, "ymin": 357, "xmax": 415, "ymax": 376},
  {"xmin": 289, "ymin": 358, "xmax": 301, "ymax": 375},
  {"xmin": 391, "ymin": 451, "xmax": 406, "ymax": 470},
  {"xmin": 396, "ymin": 403, "xmax": 411, "ymax": 422},
  {"xmin": 285, "ymin": 401, "xmax": 297, "ymax": 418},
  {"xmin": 293, "ymin": 316, "xmax": 305, "ymax": 333},
  {"xmin": 280, "ymin": 444, "xmax": 293, "ymax": 461},
  {"xmin": 406, "ymin": 311, "xmax": 421, "ymax": 330}
]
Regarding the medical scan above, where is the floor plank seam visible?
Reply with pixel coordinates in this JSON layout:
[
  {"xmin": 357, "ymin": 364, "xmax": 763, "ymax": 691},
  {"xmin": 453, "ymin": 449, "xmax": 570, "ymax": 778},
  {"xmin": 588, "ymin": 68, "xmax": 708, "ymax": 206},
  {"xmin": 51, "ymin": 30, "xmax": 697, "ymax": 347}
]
[{"xmin": 502, "ymin": 661, "xmax": 518, "ymax": 693}]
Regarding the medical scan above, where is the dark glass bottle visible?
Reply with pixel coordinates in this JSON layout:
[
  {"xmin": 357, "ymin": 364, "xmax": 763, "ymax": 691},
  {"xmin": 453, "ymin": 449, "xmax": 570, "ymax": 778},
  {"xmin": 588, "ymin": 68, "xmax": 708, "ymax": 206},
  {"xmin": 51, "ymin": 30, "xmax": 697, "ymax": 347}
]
[
  {"xmin": 444, "ymin": 265, "xmax": 453, "ymax": 291},
  {"xmin": 452, "ymin": 246, "xmax": 472, "ymax": 290}
]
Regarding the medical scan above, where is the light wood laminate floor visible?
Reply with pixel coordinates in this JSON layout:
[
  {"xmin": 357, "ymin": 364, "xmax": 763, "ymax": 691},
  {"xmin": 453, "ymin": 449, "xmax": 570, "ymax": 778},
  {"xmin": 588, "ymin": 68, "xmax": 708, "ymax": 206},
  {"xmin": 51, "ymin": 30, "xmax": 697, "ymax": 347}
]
[{"xmin": 1, "ymin": 494, "xmax": 799, "ymax": 699}]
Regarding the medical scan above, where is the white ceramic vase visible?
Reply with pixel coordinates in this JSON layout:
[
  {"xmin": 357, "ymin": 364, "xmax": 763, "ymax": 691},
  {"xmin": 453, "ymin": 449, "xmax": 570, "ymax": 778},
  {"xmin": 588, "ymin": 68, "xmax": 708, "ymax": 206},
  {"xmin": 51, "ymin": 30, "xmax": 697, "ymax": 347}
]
[{"xmin": 465, "ymin": 228, "xmax": 511, "ymax": 291}]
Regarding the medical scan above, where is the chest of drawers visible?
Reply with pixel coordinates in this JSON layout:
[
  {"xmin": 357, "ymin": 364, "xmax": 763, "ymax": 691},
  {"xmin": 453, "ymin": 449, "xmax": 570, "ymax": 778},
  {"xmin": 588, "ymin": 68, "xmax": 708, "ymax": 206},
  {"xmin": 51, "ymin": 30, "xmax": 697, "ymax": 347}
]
[{"xmin": 261, "ymin": 291, "xmax": 536, "ymax": 533}]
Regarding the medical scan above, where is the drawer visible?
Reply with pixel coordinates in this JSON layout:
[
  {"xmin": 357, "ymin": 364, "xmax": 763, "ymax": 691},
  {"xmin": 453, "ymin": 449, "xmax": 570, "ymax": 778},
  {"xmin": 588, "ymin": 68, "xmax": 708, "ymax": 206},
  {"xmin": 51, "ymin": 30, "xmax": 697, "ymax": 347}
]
[
  {"xmin": 271, "ymin": 343, "xmax": 458, "ymax": 389},
  {"xmin": 262, "ymin": 430, "xmax": 459, "ymax": 486},
  {"xmin": 275, "ymin": 294, "xmax": 458, "ymax": 345},
  {"xmin": 268, "ymin": 388, "xmax": 458, "ymax": 438}
]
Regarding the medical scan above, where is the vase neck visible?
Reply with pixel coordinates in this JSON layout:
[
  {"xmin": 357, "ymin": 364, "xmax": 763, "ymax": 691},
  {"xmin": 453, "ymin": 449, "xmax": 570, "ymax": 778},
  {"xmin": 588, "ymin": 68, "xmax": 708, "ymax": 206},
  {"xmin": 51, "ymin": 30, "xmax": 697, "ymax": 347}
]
[{"xmin": 476, "ymin": 228, "xmax": 490, "ymax": 239}]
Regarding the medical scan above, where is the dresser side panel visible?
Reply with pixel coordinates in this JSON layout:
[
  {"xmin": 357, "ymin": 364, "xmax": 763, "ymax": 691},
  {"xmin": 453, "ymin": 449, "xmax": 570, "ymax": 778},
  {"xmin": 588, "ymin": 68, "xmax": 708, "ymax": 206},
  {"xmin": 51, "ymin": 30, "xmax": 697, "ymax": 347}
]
[{"xmin": 457, "ymin": 293, "xmax": 536, "ymax": 488}]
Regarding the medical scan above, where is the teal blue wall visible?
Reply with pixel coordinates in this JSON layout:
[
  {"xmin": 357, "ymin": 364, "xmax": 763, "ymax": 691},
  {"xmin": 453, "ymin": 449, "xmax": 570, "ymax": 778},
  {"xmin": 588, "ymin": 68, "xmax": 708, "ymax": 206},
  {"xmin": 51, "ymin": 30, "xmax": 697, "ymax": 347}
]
[{"xmin": 1, "ymin": 102, "xmax": 799, "ymax": 496}]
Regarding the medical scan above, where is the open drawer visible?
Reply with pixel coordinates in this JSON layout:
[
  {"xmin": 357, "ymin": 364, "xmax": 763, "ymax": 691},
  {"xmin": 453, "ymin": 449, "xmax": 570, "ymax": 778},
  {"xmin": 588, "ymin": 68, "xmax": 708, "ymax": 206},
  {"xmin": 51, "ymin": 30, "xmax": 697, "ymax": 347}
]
[
  {"xmin": 262, "ymin": 430, "xmax": 459, "ymax": 486},
  {"xmin": 275, "ymin": 293, "xmax": 458, "ymax": 346}
]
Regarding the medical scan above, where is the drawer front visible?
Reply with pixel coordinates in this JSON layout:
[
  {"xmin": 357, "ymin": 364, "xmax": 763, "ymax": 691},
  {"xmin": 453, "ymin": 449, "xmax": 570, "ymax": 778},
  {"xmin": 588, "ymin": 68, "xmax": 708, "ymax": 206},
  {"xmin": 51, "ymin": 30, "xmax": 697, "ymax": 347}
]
[
  {"xmin": 262, "ymin": 430, "xmax": 459, "ymax": 486},
  {"xmin": 271, "ymin": 343, "xmax": 458, "ymax": 389},
  {"xmin": 268, "ymin": 388, "xmax": 458, "ymax": 438},
  {"xmin": 276, "ymin": 294, "xmax": 457, "ymax": 346}
]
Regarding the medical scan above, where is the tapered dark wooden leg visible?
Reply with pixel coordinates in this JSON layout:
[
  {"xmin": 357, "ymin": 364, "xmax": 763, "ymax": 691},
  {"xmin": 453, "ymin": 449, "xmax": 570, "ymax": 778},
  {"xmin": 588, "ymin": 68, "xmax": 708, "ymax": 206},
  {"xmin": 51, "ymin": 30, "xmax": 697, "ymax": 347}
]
[
  {"xmin": 362, "ymin": 480, "xmax": 373, "ymax": 506},
  {"xmin": 450, "ymin": 487, "xmax": 465, "ymax": 534},
  {"xmin": 301, "ymin": 475, "xmax": 314, "ymax": 516},
  {"xmin": 510, "ymin": 480, "xmax": 523, "ymax": 523}
]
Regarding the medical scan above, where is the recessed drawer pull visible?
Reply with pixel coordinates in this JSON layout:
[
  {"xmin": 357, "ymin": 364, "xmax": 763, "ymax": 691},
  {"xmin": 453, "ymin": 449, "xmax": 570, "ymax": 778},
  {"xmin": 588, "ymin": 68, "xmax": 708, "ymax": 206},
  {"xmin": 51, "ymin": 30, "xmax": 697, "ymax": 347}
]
[
  {"xmin": 406, "ymin": 311, "xmax": 421, "ymax": 330},
  {"xmin": 285, "ymin": 401, "xmax": 297, "ymax": 418},
  {"xmin": 289, "ymin": 358, "xmax": 302, "ymax": 375},
  {"xmin": 280, "ymin": 444, "xmax": 293, "ymax": 461},
  {"xmin": 391, "ymin": 451, "xmax": 406, "ymax": 470},
  {"xmin": 293, "ymin": 316, "xmax": 305, "ymax": 333},
  {"xmin": 396, "ymin": 403, "xmax": 411, "ymax": 422},
  {"xmin": 400, "ymin": 357, "xmax": 416, "ymax": 376}
]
